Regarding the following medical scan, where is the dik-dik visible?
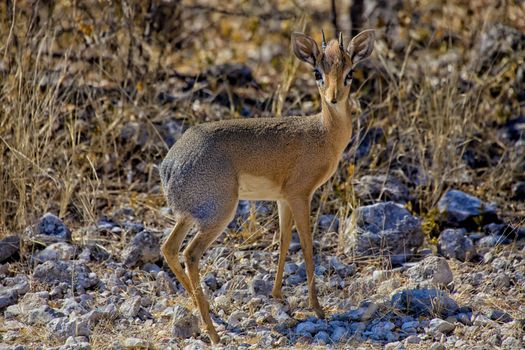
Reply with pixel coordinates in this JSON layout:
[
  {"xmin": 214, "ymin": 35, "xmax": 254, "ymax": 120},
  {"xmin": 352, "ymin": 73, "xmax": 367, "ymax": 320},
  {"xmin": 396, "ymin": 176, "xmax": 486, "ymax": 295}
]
[{"xmin": 160, "ymin": 29, "xmax": 374, "ymax": 343}]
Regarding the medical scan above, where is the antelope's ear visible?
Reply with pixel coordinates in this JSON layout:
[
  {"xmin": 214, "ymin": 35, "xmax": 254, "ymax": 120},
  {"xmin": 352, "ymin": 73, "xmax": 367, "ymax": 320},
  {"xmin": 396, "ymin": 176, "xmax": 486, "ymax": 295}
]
[
  {"xmin": 292, "ymin": 32, "xmax": 321, "ymax": 67},
  {"xmin": 347, "ymin": 29, "xmax": 375, "ymax": 66}
]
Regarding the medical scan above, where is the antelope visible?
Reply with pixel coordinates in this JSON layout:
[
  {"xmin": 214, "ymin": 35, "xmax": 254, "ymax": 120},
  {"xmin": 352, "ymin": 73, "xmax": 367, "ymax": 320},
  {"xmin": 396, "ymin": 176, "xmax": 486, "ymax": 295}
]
[{"xmin": 160, "ymin": 29, "xmax": 375, "ymax": 343}]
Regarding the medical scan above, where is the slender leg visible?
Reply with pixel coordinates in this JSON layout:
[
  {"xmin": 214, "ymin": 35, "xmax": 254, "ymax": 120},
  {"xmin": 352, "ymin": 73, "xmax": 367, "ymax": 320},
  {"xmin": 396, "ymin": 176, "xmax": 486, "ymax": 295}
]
[
  {"xmin": 183, "ymin": 226, "xmax": 224, "ymax": 344},
  {"xmin": 288, "ymin": 197, "xmax": 325, "ymax": 318},
  {"xmin": 161, "ymin": 218, "xmax": 196, "ymax": 304},
  {"xmin": 272, "ymin": 200, "xmax": 293, "ymax": 299}
]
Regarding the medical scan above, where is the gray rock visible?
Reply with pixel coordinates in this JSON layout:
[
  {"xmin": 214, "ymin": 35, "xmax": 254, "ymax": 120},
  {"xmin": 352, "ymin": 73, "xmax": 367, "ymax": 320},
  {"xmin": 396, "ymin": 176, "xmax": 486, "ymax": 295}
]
[
  {"xmin": 249, "ymin": 275, "xmax": 272, "ymax": 296},
  {"xmin": 512, "ymin": 181, "xmax": 525, "ymax": 200},
  {"xmin": 182, "ymin": 339, "xmax": 207, "ymax": 350},
  {"xmin": 318, "ymin": 215, "xmax": 339, "ymax": 233},
  {"xmin": 353, "ymin": 175, "xmax": 410, "ymax": 204},
  {"xmin": 501, "ymin": 336, "xmax": 520, "ymax": 350},
  {"xmin": 47, "ymin": 316, "xmax": 90, "ymax": 339},
  {"xmin": 429, "ymin": 343, "xmax": 446, "ymax": 350},
  {"xmin": 119, "ymin": 296, "xmax": 141, "ymax": 318},
  {"xmin": 0, "ymin": 275, "xmax": 29, "ymax": 309},
  {"xmin": 406, "ymin": 256, "xmax": 453, "ymax": 288},
  {"xmin": 122, "ymin": 337, "xmax": 150, "ymax": 349},
  {"xmin": 331, "ymin": 326, "xmax": 350, "ymax": 342},
  {"xmin": 203, "ymin": 272, "xmax": 219, "ymax": 291},
  {"xmin": 328, "ymin": 256, "xmax": 356, "ymax": 278},
  {"xmin": 336, "ymin": 300, "xmax": 378, "ymax": 321},
  {"xmin": 384, "ymin": 341, "xmax": 406, "ymax": 350},
  {"xmin": 296, "ymin": 321, "xmax": 319, "ymax": 335},
  {"xmin": 366, "ymin": 321, "xmax": 396, "ymax": 341},
  {"xmin": 34, "ymin": 242, "xmax": 77, "ymax": 263},
  {"xmin": 171, "ymin": 305, "xmax": 199, "ymax": 339},
  {"xmin": 85, "ymin": 303, "xmax": 118, "ymax": 324},
  {"xmin": 391, "ymin": 288, "xmax": 459, "ymax": 316},
  {"xmin": 227, "ymin": 310, "xmax": 249, "ymax": 328},
  {"xmin": 26, "ymin": 212, "xmax": 71, "ymax": 244},
  {"xmin": 314, "ymin": 330, "xmax": 330, "ymax": 344},
  {"xmin": 488, "ymin": 309, "xmax": 513, "ymax": 323},
  {"xmin": 429, "ymin": 318, "xmax": 456, "ymax": 334},
  {"xmin": 437, "ymin": 189, "xmax": 497, "ymax": 225},
  {"xmin": 345, "ymin": 202, "xmax": 423, "ymax": 262},
  {"xmin": 32, "ymin": 261, "xmax": 98, "ymax": 290},
  {"xmin": 438, "ymin": 229, "xmax": 476, "ymax": 261},
  {"xmin": 477, "ymin": 235, "xmax": 509, "ymax": 249},
  {"xmin": 0, "ymin": 236, "xmax": 20, "ymax": 263},
  {"xmin": 122, "ymin": 230, "xmax": 160, "ymax": 267},
  {"xmin": 28, "ymin": 306, "xmax": 64, "ymax": 325}
]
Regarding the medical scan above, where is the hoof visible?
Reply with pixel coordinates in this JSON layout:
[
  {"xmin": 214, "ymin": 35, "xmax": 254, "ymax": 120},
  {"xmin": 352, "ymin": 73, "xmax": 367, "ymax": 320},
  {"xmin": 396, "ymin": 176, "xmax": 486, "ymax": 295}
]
[{"xmin": 271, "ymin": 289, "xmax": 284, "ymax": 300}]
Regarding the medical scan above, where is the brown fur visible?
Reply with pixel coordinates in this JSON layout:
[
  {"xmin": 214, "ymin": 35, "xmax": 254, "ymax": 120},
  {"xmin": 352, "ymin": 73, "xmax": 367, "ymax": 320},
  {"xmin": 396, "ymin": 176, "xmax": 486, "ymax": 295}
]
[{"xmin": 160, "ymin": 30, "xmax": 374, "ymax": 344}]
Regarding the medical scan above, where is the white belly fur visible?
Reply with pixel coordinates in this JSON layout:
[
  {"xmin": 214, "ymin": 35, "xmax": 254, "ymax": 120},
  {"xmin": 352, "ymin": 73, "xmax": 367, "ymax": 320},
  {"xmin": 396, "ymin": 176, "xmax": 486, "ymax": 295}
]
[{"xmin": 238, "ymin": 173, "xmax": 282, "ymax": 200}]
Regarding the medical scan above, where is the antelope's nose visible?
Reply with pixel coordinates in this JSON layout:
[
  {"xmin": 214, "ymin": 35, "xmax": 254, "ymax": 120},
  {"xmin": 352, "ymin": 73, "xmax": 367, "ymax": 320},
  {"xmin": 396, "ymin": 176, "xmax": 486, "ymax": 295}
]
[{"xmin": 330, "ymin": 98, "xmax": 337, "ymax": 104}]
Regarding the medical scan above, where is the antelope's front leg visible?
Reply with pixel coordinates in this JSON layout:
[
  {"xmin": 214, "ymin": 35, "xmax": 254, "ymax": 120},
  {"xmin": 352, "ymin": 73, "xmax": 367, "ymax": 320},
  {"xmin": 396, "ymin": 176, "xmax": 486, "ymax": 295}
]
[
  {"xmin": 272, "ymin": 200, "xmax": 293, "ymax": 299},
  {"xmin": 288, "ymin": 197, "xmax": 325, "ymax": 318}
]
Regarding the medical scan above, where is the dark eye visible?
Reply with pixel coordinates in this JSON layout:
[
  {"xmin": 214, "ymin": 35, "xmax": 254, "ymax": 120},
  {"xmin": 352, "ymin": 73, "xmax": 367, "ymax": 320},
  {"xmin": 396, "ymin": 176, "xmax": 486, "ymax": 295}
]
[
  {"xmin": 314, "ymin": 69, "xmax": 323, "ymax": 82},
  {"xmin": 344, "ymin": 69, "xmax": 354, "ymax": 86}
]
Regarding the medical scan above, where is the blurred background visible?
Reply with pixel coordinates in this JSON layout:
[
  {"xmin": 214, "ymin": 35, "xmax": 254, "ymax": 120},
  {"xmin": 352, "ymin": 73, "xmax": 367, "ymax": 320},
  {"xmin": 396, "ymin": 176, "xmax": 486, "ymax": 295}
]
[{"xmin": 1, "ymin": 0, "xmax": 524, "ymax": 239}]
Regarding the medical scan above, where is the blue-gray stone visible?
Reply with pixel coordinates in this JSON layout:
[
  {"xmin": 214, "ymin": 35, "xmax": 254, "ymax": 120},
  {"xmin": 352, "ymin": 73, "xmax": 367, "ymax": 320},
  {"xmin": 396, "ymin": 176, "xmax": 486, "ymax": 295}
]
[
  {"xmin": 437, "ymin": 189, "xmax": 497, "ymax": 225},
  {"xmin": 391, "ymin": 289, "xmax": 459, "ymax": 316}
]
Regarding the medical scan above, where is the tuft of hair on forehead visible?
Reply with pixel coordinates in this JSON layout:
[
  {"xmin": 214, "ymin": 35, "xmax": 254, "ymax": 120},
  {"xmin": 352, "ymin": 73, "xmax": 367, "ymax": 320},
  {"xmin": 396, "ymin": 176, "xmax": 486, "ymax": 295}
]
[{"xmin": 321, "ymin": 40, "xmax": 348, "ymax": 69}]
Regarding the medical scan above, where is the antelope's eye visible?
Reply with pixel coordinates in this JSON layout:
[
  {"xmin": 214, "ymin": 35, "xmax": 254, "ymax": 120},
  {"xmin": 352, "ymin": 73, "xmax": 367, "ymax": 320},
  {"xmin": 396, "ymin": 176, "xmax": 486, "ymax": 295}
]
[
  {"xmin": 314, "ymin": 69, "xmax": 323, "ymax": 82},
  {"xmin": 344, "ymin": 69, "xmax": 354, "ymax": 86}
]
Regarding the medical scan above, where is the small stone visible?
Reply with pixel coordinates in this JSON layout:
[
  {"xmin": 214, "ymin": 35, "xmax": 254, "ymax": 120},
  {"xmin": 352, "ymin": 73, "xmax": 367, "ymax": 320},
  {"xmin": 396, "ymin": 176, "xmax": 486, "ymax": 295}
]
[
  {"xmin": 429, "ymin": 318, "xmax": 456, "ymax": 334},
  {"xmin": 227, "ymin": 311, "xmax": 249, "ymax": 328},
  {"xmin": 406, "ymin": 256, "xmax": 453, "ymax": 288},
  {"xmin": 328, "ymin": 256, "xmax": 356, "ymax": 278},
  {"xmin": 142, "ymin": 263, "xmax": 161, "ymax": 274},
  {"xmin": 437, "ymin": 189, "xmax": 497, "ymax": 226},
  {"xmin": 122, "ymin": 230, "xmax": 160, "ymax": 267},
  {"xmin": 501, "ymin": 336, "xmax": 520, "ymax": 350},
  {"xmin": 122, "ymin": 337, "xmax": 150, "ymax": 349},
  {"xmin": 296, "ymin": 321, "xmax": 320, "ymax": 335},
  {"xmin": 391, "ymin": 288, "xmax": 459, "ymax": 316},
  {"xmin": 171, "ymin": 305, "xmax": 199, "ymax": 339},
  {"xmin": 318, "ymin": 215, "xmax": 340, "ymax": 233},
  {"xmin": 47, "ymin": 316, "xmax": 90, "ymax": 339},
  {"xmin": 314, "ymin": 330, "xmax": 330, "ymax": 344},
  {"xmin": 0, "ymin": 275, "xmax": 30, "ymax": 309},
  {"xmin": 26, "ymin": 212, "xmax": 72, "ymax": 244},
  {"xmin": 34, "ymin": 242, "xmax": 77, "ymax": 263},
  {"xmin": 493, "ymin": 274, "xmax": 511, "ymax": 288},
  {"xmin": 488, "ymin": 309, "xmax": 513, "ymax": 323},
  {"xmin": 249, "ymin": 275, "xmax": 272, "ymax": 296},
  {"xmin": 429, "ymin": 343, "xmax": 446, "ymax": 350},
  {"xmin": 384, "ymin": 341, "xmax": 406, "ymax": 350},
  {"xmin": 456, "ymin": 313, "xmax": 472, "ymax": 326},
  {"xmin": 331, "ymin": 326, "xmax": 349, "ymax": 342},
  {"xmin": 345, "ymin": 202, "xmax": 423, "ymax": 261},
  {"xmin": 32, "ymin": 260, "xmax": 98, "ymax": 290},
  {"xmin": 203, "ymin": 272, "xmax": 219, "ymax": 291},
  {"xmin": 353, "ymin": 174, "xmax": 411, "ymax": 204},
  {"xmin": 404, "ymin": 335, "xmax": 420, "ymax": 344},
  {"xmin": 0, "ymin": 236, "xmax": 20, "ymax": 263},
  {"xmin": 119, "ymin": 296, "xmax": 141, "ymax": 318},
  {"xmin": 437, "ymin": 229, "xmax": 477, "ymax": 261}
]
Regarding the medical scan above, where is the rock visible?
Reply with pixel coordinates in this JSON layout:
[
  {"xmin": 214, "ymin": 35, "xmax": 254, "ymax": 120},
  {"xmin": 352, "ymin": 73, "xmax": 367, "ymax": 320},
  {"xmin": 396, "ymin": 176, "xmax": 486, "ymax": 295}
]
[
  {"xmin": 429, "ymin": 318, "xmax": 456, "ymax": 334},
  {"xmin": 119, "ymin": 296, "xmax": 142, "ymax": 318},
  {"xmin": 122, "ymin": 230, "xmax": 160, "ymax": 267},
  {"xmin": 406, "ymin": 256, "xmax": 453, "ymax": 288},
  {"xmin": 501, "ymin": 337, "xmax": 520, "ymax": 349},
  {"xmin": 346, "ymin": 127, "xmax": 385, "ymax": 162},
  {"xmin": 203, "ymin": 272, "xmax": 219, "ymax": 291},
  {"xmin": 249, "ymin": 275, "xmax": 272, "ymax": 296},
  {"xmin": 391, "ymin": 288, "xmax": 459, "ymax": 316},
  {"xmin": 477, "ymin": 235, "xmax": 510, "ymax": 249},
  {"xmin": 366, "ymin": 321, "xmax": 396, "ymax": 341},
  {"xmin": 47, "ymin": 316, "xmax": 90, "ymax": 339},
  {"xmin": 318, "ymin": 214, "xmax": 339, "ymax": 233},
  {"xmin": 384, "ymin": 341, "xmax": 406, "ymax": 350},
  {"xmin": 353, "ymin": 175, "xmax": 410, "ymax": 204},
  {"xmin": 183, "ymin": 339, "xmax": 207, "ymax": 350},
  {"xmin": 171, "ymin": 305, "xmax": 199, "ymax": 339},
  {"xmin": 122, "ymin": 337, "xmax": 151, "ymax": 349},
  {"xmin": 345, "ymin": 202, "xmax": 423, "ymax": 263},
  {"xmin": 429, "ymin": 343, "xmax": 446, "ymax": 350},
  {"xmin": 314, "ymin": 330, "xmax": 330, "ymax": 344},
  {"xmin": 227, "ymin": 310, "xmax": 249, "ymax": 328},
  {"xmin": 331, "ymin": 326, "xmax": 349, "ymax": 342},
  {"xmin": 488, "ymin": 309, "xmax": 513, "ymax": 323},
  {"xmin": 335, "ymin": 300, "xmax": 378, "ymax": 321},
  {"xmin": 511, "ymin": 181, "xmax": 525, "ymax": 200},
  {"xmin": 437, "ymin": 229, "xmax": 477, "ymax": 261},
  {"xmin": 296, "ymin": 321, "xmax": 322, "ymax": 335},
  {"xmin": 328, "ymin": 256, "xmax": 356, "ymax": 278},
  {"xmin": 26, "ymin": 212, "xmax": 71, "ymax": 244},
  {"xmin": 404, "ymin": 335, "xmax": 420, "ymax": 344},
  {"xmin": 437, "ymin": 190, "xmax": 497, "ymax": 226},
  {"xmin": 32, "ymin": 260, "xmax": 99, "ymax": 290},
  {"xmin": 0, "ymin": 236, "xmax": 20, "ymax": 263},
  {"xmin": 34, "ymin": 242, "xmax": 77, "ymax": 263},
  {"xmin": 0, "ymin": 275, "xmax": 29, "ymax": 309}
]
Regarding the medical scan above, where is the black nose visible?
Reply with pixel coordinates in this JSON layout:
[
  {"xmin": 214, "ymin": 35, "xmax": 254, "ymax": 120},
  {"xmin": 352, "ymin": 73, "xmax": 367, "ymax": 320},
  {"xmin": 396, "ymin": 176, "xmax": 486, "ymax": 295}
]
[{"xmin": 331, "ymin": 99, "xmax": 337, "ymax": 104}]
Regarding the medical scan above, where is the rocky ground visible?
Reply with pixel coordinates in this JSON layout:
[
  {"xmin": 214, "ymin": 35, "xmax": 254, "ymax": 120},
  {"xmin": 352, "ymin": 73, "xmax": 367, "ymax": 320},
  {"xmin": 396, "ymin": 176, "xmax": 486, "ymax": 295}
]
[{"xmin": 1, "ymin": 186, "xmax": 524, "ymax": 349}]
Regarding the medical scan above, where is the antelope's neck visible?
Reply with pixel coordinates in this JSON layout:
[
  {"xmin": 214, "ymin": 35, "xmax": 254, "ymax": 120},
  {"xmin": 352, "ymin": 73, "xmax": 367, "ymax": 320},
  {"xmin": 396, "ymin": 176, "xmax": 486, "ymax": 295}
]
[{"xmin": 320, "ymin": 100, "xmax": 353, "ymax": 153}]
